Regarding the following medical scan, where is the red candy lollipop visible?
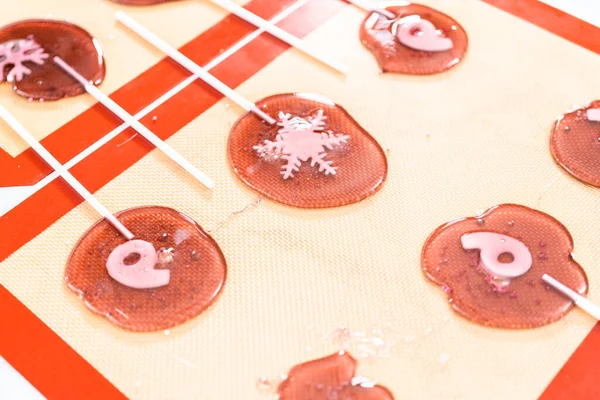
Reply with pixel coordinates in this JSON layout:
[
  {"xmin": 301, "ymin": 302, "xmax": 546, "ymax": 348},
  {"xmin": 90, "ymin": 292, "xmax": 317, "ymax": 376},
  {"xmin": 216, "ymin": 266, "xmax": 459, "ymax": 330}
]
[
  {"xmin": 228, "ymin": 93, "xmax": 388, "ymax": 208},
  {"xmin": 422, "ymin": 204, "xmax": 588, "ymax": 329},
  {"xmin": 278, "ymin": 352, "xmax": 394, "ymax": 400},
  {"xmin": 551, "ymin": 100, "xmax": 600, "ymax": 187},
  {"xmin": 65, "ymin": 206, "xmax": 227, "ymax": 332},
  {"xmin": 359, "ymin": 3, "xmax": 467, "ymax": 74},
  {"xmin": 0, "ymin": 20, "xmax": 105, "ymax": 100}
]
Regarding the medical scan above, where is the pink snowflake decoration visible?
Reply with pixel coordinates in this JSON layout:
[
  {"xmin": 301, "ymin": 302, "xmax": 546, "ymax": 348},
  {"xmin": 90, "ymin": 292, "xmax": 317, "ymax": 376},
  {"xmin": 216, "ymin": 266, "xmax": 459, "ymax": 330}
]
[
  {"xmin": 254, "ymin": 110, "xmax": 350, "ymax": 180},
  {"xmin": 0, "ymin": 39, "xmax": 49, "ymax": 83}
]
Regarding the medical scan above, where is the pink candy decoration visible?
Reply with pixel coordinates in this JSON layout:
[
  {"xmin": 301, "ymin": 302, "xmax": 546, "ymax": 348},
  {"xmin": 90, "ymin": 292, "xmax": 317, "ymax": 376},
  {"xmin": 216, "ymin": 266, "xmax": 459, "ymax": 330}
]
[
  {"xmin": 253, "ymin": 110, "xmax": 349, "ymax": 179},
  {"xmin": 0, "ymin": 39, "xmax": 48, "ymax": 82},
  {"xmin": 461, "ymin": 232, "xmax": 532, "ymax": 279},
  {"xmin": 587, "ymin": 108, "xmax": 600, "ymax": 122},
  {"xmin": 106, "ymin": 239, "xmax": 170, "ymax": 289},
  {"xmin": 396, "ymin": 18, "xmax": 453, "ymax": 52}
]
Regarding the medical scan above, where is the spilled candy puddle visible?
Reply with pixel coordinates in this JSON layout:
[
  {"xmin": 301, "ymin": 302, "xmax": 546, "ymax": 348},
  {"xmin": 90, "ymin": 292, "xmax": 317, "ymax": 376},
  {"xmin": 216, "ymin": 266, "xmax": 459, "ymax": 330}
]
[{"xmin": 278, "ymin": 352, "xmax": 394, "ymax": 400}]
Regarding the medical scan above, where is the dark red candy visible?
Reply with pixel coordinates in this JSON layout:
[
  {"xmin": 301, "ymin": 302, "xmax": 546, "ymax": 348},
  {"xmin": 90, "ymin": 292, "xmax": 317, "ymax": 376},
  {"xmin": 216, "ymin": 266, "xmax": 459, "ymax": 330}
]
[{"xmin": 0, "ymin": 19, "xmax": 105, "ymax": 101}]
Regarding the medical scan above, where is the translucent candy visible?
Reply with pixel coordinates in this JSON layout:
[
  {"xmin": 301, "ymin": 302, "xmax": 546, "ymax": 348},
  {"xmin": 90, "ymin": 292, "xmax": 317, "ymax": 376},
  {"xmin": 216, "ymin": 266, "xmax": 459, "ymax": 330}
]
[
  {"xmin": 421, "ymin": 204, "xmax": 588, "ymax": 328},
  {"xmin": 360, "ymin": 3, "xmax": 467, "ymax": 75},
  {"xmin": 551, "ymin": 100, "xmax": 600, "ymax": 187},
  {"xmin": 228, "ymin": 93, "xmax": 387, "ymax": 208},
  {"xmin": 65, "ymin": 206, "xmax": 227, "ymax": 332},
  {"xmin": 277, "ymin": 352, "xmax": 394, "ymax": 400},
  {"xmin": 0, "ymin": 19, "xmax": 105, "ymax": 100}
]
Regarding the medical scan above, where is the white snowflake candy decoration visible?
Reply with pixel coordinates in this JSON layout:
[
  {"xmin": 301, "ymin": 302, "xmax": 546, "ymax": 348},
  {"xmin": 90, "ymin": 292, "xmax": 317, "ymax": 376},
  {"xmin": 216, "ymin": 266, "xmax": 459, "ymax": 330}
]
[
  {"xmin": 0, "ymin": 39, "xmax": 49, "ymax": 83},
  {"xmin": 253, "ymin": 110, "xmax": 350, "ymax": 180}
]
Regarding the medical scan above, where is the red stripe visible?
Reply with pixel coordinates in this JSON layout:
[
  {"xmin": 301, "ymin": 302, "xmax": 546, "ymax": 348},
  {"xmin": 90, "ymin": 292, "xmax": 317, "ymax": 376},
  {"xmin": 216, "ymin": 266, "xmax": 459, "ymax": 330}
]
[
  {"xmin": 0, "ymin": 285, "xmax": 126, "ymax": 399},
  {"xmin": 540, "ymin": 324, "xmax": 600, "ymax": 399},
  {"xmin": 482, "ymin": 0, "xmax": 600, "ymax": 55},
  {"xmin": 482, "ymin": 1, "xmax": 600, "ymax": 398}
]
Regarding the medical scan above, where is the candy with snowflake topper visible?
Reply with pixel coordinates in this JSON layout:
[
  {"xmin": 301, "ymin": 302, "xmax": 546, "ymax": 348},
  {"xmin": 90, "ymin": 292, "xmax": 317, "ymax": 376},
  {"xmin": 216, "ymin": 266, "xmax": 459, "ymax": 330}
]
[
  {"xmin": 0, "ymin": 19, "xmax": 215, "ymax": 189},
  {"xmin": 254, "ymin": 110, "xmax": 350, "ymax": 180},
  {"xmin": 228, "ymin": 93, "xmax": 388, "ymax": 208},
  {"xmin": 0, "ymin": 39, "xmax": 48, "ymax": 82},
  {"xmin": 0, "ymin": 19, "xmax": 105, "ymax": 100}
]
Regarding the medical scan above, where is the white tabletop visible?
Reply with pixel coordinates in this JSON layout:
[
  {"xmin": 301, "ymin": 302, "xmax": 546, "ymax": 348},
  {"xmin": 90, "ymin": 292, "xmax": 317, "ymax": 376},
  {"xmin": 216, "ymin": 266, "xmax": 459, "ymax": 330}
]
[
  {"xmin": 0, "ymin": 357, "xmax": 45, "ymax": 400},
  {"xmin": 541, "ymin": 0, "xmax": 600, "ymax": 27}
]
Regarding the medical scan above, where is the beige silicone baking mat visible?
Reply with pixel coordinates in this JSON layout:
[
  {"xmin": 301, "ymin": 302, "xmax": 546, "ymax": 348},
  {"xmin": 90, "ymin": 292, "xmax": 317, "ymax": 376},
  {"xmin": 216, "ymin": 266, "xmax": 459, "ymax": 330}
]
[{"xmin": 1, "ymin": 0, "xmax": 600, "ymax": 398}]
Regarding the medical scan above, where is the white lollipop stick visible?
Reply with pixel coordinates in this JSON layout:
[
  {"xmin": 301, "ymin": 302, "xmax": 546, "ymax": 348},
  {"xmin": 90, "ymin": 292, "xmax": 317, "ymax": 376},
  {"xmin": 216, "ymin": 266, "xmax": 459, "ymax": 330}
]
[
  {"xmin": 209, "ymin": 0, "xmax": 347, "ymax": 74},
  {"xmin": 115, "ymin": 11, "xmax": 277, "ymax": 126},
  {"xmin": 0, "ymin": 104, "xmax": 134, "ymax": 240},
  {"xmin": 345, "ymin": 0, "xmax": 396, "ymax": 19},
  {"xmin": 53, "ymin": 57, "xmax": 215, "ymax": 190},
  {"xmin": 542, "ymin": 274, "xmax": 600, "ymax": 320},
  {"xmin": 587, "ymin": 108, "xmax": 600, "ymax": 122}
]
